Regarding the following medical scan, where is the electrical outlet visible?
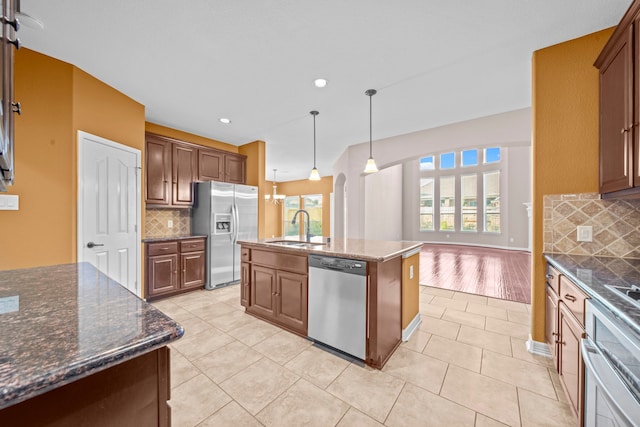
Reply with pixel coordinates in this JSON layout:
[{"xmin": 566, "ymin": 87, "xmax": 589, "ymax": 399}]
[
  {"xmin": 577, "ymin": 225, "xmax": 593, "ymax": 242},
  {"xmin": 409, "ymin": 265, "xmax": 414, "ymax": 279},
  {"xmin": 167, "ymin": 219, "xmax": 173, "ymax": 229}
]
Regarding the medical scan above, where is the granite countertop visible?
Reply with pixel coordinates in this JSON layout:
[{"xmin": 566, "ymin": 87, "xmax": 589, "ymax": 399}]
[
  {"xmin": 0, "ymin": 263, "xmax": 184, "ymax": 410},
  {"xmin": 239, "ymin": 237, "xmax": 423, "ymax": 262},
  {"xmin": 142, "ymin": 234, "xmax": 207, "ymax": 243},
  {"xmin": 544, "ymin": 253, "xmax": 640, "ymax": 337}
]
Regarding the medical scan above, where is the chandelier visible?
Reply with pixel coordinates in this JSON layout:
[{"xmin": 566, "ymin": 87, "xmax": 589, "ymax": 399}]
[{"xmin": 265, "ymin": 168, "xmax": 286, "ymax": 204}]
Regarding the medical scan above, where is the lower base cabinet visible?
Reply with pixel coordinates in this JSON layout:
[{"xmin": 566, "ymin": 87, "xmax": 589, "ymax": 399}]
[
  {"xmin": 0, "ymin": 347, "xmax": 171, "ymax": 426},
  {"xmin": 545, "ymin": 262, "xmax": 587, "ymax": 426},
  {"xmin": 146, "ymin": 238, "xmax": 206, "ymax": 301},
  {"xmin": 245, "ymin": 253, "xmax": 308, "ymax": 336}
]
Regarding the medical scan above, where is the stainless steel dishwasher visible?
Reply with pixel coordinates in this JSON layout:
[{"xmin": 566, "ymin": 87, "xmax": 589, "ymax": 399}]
[{"xmin": 308, "ymin": 254, "xmax": 367, "ymax": 360}]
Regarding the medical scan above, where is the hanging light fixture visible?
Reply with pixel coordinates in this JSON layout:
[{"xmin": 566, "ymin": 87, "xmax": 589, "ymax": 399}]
[
  {"xmin": 364, "ymin": 89, "xmax": 378, "ymax": 173},
  {"xmin": 309, "ymin": 110, "xmax": 321, "ymax": 181},
  {"xmin": 264, "ymin": 169, "xmax": 286, "ymax": 204}
]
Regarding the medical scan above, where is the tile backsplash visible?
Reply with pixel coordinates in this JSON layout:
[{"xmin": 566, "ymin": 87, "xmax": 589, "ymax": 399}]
[
  {"xmin": 544, "ymin": 193, "xmax": 640, "ymax": 259},
  {"xmin": 145, "ymin": 208, "xmax": 191, "ymax": 238}
]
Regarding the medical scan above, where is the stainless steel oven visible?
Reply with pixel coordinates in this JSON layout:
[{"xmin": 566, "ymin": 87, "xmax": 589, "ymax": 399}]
[{"xmin": 582, "ymin": 299, "xmax": 640, "ymax": 426}]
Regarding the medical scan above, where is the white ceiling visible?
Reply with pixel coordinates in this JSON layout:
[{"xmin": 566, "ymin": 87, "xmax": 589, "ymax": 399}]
[{"xmin": 19, "ymin": 0, "xmax": 631, "ymax": 181}]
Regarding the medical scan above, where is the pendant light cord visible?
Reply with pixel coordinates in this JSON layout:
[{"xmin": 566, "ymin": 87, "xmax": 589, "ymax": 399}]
[
  {"xmin": 313, "ymin": 113, "xmax": 317, "ymax": 168},
  {"xmin": 365, "ymin": 89, "xmax": 376, "ymax": 158}
]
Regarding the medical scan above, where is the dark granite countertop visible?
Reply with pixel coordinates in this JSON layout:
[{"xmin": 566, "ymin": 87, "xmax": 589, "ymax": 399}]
[
  {"xmin": 544, "ymin": 254, "xmax": 640, "ymax": 337},
  {"xmin": 142, "ymin": 234, "xmax": 207, "ymax": 243},
  {"xmin": 0, "ymin": 263, "xmax": 184, "ymax": 410}
]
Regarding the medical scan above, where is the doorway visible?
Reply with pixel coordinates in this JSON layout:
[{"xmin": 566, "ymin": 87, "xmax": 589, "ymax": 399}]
[{"xmin": 77, "ymin": 131, "xmax": 141, "ymax": 296}]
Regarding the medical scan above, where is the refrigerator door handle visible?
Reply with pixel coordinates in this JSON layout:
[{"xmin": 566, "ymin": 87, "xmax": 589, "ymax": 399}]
[{"xmin": 231, "ymin": 203, "xmax": 239, "ymax": 244}]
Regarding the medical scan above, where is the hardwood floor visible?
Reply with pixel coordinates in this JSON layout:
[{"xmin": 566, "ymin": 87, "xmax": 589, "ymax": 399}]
[{"xmin": 420, "ymin": 244, "xmax": 531, "ymax": 303}]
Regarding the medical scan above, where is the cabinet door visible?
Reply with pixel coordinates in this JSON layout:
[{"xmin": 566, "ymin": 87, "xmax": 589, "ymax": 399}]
[
  {"xmin": 145, "ymin": 138, "xmax": 171, "ymax": 205},
  {"xmin": 275, "ymin": 271, "xmax": 308, "ymax": 334},
  {"xmin": 198, "ymin": 149, "xmax": 224, "ymax": 181},
  {"xmin": 172, "ymin": 144, "xmax": 197, "ymax": 206},
  {"xmin": 181, "ymin": 251, "xmax": 205, "ymax": 289},
  {"xmin": 599, "ymin": 25, "xmax": 634, "ymax": 194},
  {"xmin": 241, "ymin": 262, "xmax": 250, "ymax": 307},
  {"xmin": 225, "ymin": 153, "xmax": 246, "ymax": 184},
  {"xmin": 558, "ymin": 303, "xmax": 584, "ymax": 422},
  {"xmin": 545, "ymin": 286, "xmax": 559, "ymax": 368},
  {"xmin": 249, "ymin": 265, "xmax": 276, "ymax": 318},
  {"xmin": 148, "ymin": 254, "xmax": 179, "ymax": 297}
]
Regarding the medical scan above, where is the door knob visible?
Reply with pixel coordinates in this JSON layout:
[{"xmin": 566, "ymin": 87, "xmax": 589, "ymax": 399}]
[{"xmin": 86, "ymin": 242, "xmax": 104, "ymax": 248}]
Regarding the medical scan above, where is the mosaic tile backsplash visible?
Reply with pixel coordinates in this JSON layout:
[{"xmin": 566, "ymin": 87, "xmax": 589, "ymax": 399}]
[
  {"xmin": 145, "ymin": 209, "xmax": 191, "ymax": 238},
  {"xmin": 544, "ymin": 193, "xmax": 640, "ymax": 259}
]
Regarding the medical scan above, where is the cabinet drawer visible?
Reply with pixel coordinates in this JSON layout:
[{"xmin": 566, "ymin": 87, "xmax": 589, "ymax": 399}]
[
  {"xmin": 180, "ymin": 239, "xmax": 205, "ymax": 252},
  {"xmin": 148, "ymin": 241, "xmax": 178, "ymax": 256},
  {"xmin": 251, "ymin": 249, "xmax": 307, "ymax": 274},
  {"xmin": 559, "ymin": 276, "xmax": 589, "ymax": 327},
  {"xmin": 546, "ymin": 264, "xmax": 561, "ymax": 296},
  {"xmin": 241, "ymin": 247, "xmax": 250, "ymax": 261}
]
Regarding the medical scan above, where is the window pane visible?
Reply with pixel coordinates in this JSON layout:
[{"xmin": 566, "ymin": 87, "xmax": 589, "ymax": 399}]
[
  {"xmin": 484, "ymin": 147, "xmax": 501, "ymax": 163},
  {"xmin": 484, "ymin": 171, "xmax": 500, "ymax": 232},
  {"xmin": 440, "ymin": 152, "xmax": 455, "ymax": 169},
  {"xmin": 303, "ymin": 194, "xmax": 322, "ymax": 237},
  {"xmin": 461, "ymin": 174, "xmax": 477, "ymax": 232},
  {"xmin": 283, "ymin": 196, "xmax": 300, "ymax": 237},
  {"xmin": 420, "ymin": 156, "xmax": 435, "ymax": 171},
  {"xmin": 440, "ymin": 176, "xmax": 455, "ymax": 231},
  {"xmin": 461, "ymin": 149, "xmax": 478, "ymax": 167},
  {"xmin": 419, "ymin": 178, "xmax": 434, "ymax": 231}
]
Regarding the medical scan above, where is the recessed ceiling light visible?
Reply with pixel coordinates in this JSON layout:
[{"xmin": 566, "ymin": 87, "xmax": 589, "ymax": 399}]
[
  {"xmin": 313, "ymin": 78, "xmax": 328, "ymax": 88},
  {"xmin": 219, "ymin": 118, "xmax": 231, "ymax": 124}
]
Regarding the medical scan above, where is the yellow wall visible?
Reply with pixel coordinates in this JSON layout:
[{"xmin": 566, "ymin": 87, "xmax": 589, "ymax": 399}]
[
  {"xmin": 0, "ymin": 49, "xmax": 145, "ymax": 270},
  {"xmin": 261, "ymin": 176, "xmax": 333, "ymax": 239},
  {"xmin": 239, "ymin": 140, "xmax": 268, "ymax": 238},
  {"xmin": 531, "ymin": 28, "xmax": 614, "ymax": 341}
]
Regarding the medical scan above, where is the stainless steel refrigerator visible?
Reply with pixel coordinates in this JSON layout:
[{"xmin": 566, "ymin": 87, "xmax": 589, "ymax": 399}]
[{"xmin": 191, "ymin": 181, "xmax": 258, "ymax": 290}]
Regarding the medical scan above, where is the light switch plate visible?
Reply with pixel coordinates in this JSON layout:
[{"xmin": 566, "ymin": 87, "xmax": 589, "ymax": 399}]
[
  {"xmin": 577, "ymin": 225, "xmax": 593, "ymax": 242},
  {"xmin": 167, "ymin": 219, "xmax": 173, "ymax": 229},
  {"xmin": 0, "ymin": 194, "xmax": 19, "ymax": 210}
]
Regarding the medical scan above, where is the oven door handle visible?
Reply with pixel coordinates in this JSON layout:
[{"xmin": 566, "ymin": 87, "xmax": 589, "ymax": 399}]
[{"xmin": 581, "ymin": 338, "xmax": 640, "ymax": 424}]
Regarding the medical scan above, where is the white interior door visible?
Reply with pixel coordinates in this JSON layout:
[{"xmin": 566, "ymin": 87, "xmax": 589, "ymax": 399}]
[{"xmin": 78, "ymin": 131, "xmax": 141, "ymax": 296}]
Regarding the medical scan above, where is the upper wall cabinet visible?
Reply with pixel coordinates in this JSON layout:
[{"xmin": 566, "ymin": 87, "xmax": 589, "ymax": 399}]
[
  {"xmin": 596, "ymin": 1, "xmax": 640, "ymax": 198},
  {"xmin": 145, "ymin": 133, "xmax": 246, "ymax": 208}
]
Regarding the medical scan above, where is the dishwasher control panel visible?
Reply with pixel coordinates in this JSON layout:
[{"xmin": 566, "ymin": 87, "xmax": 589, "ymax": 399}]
[{"xmin": 308, "ymin": 255, "xmax": 367, "ymax": 276}]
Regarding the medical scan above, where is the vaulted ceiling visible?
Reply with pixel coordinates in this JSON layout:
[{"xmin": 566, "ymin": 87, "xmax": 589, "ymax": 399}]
[{"xmin": 20, "ymin": 0, "xmax": 631, "ymax": 180}]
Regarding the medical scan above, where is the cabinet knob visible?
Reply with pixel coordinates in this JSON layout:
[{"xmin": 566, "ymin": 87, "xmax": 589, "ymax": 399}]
[
  {"xmin": 552, "ymin": 332, "xmax": 558, "ymax": 336},
  {"xmin": 564, "ymin": 294, "xmax": 577, "ymax": 302},
  {"xmin": 545, "ymin": 274, "xmax": 553, "ymax": 280},
  {"xmin": 11, "ymin": 102, "xmax": 21, "ymax": 115}
]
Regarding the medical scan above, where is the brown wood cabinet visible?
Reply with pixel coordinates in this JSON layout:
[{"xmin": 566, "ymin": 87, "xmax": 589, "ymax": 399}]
[
  {"xmin": 596, "ymin": 1, "xmax": 640, "ymax": 198},
  {"xmin": 198, "ymin": 148, "xmax": 246, "ymax": 184},
  {"xmin": 558, "ymin": 303, "xmax": 585, "ymax": 426},
  {"xmin": 145, "ymin": 133, "xmax": 247, "ymax": 208},
  {"xmin": 145, "ymin": 237, "xmax": 206, "ymax": 300},
  {"xmin": 145, "ymin": 136, "xmax": 172, "ymax": 206},
  {"xmin": 172, "ymin": 143, "xmax": 197, "ymax": 206},
  {"xmin": 240, "ymin": 244, "xmax": 403, "ymax": 369},
  {"xmin": 545, "ymin": 262, "xmax": 588, "ymax": 426},
  {"xmin": 0, "ymin": 347, "xmax": 171, "ymax": 426},
  {"xmin": 245, "ymin": 249, "xmax": 308, "ymax": 336}
]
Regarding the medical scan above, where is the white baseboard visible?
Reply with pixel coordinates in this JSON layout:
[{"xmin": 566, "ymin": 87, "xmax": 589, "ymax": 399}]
[
  {"xmin": 402, "ymin": 314, "xmax": 422, "ymax": 341},
  {"xmin": 526, "ymin": 335, "xmax": 552, "ymax": 358}
]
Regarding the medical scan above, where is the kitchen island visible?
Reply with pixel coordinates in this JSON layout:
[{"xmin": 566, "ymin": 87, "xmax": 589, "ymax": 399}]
[
  {"xmin": 0, "ymin": 263, "xmax": 183, "ymax": 426},
  {"xmin": 238, "ymin": 237, "xmax": 422, "ymax": 369}
]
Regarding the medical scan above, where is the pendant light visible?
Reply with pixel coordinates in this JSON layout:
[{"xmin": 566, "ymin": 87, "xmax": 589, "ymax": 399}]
[
  {"xmin": 364, "ymin": 89, "xmax": 378, "ymax": 173},
  {"xmin": 265, "ymin": 169, "xmax": 286, "ymax": 204},
  {"xmin": 309, "ymin": 110, "xmax": 321, "ymax": 181}
]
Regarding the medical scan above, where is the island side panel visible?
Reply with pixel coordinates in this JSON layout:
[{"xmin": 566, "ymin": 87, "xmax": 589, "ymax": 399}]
[
  {"xmin": 402, "ymin": 252, "xmax": 420, "ymax": 332},
  {"xmin": 367, "ymin": 256, "xmax": 402, "ymax": 369},
  {"xmin": 0, "ymin": 347, "xmax": 171, "ymax": 426}
]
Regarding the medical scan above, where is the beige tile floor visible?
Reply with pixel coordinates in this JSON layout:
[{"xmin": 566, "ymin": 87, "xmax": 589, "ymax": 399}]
[{"xmin": 152, "ymin": 285, "xmax": 576, "ymax": 427}]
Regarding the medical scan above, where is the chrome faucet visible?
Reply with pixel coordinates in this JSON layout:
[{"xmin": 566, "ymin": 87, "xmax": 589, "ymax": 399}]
[{"xmin": 291, "ymin": 209, "xmax": 311, "ymax": 242}]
